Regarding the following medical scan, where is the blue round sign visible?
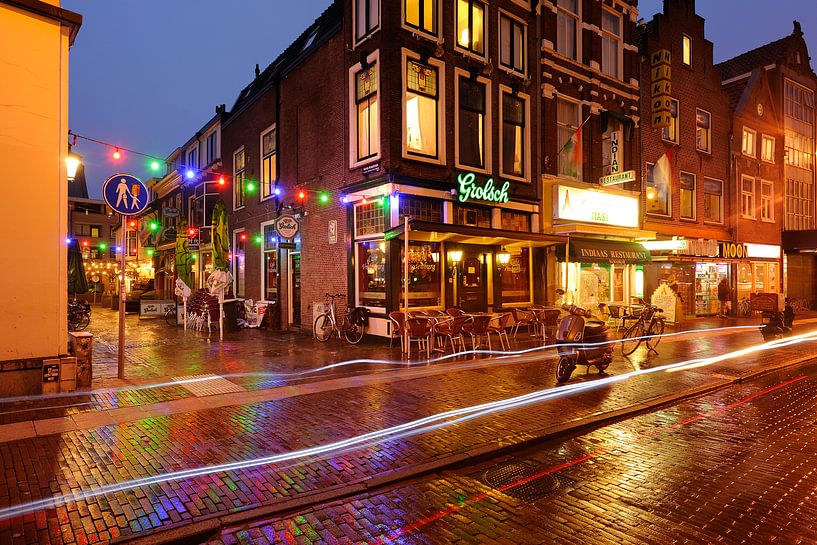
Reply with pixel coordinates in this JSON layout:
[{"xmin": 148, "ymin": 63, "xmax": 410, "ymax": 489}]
[{"xmin": 102, "ymin": 174, "xmax": 149, "ymax": 216}]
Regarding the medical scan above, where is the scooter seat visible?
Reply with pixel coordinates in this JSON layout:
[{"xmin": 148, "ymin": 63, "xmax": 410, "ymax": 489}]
[{"xmin": 584, "ymin": 320, "xmax": 610, "ymax": 338}]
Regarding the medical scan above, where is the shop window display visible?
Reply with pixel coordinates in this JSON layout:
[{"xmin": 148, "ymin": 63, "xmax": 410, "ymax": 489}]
[
  {"xmin": 695, "ymin": 262, "xmax": 728, "ymax": 315},
  {"xmin": 401, "ymin": 242, "xmax": 441, "ymax": 306},
  {"xmin": 499, "ymin": 247, "xmax": 530, "ymax": 304},
  {"xmin": 358, "ymin": 241, "xmax": 387, "ymax": 307},
  {"xmin": 658, "ymin": 263, "xmax": 694, "ymax": 316}
]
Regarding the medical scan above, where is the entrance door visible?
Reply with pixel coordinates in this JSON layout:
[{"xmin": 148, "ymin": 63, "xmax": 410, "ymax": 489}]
[
  {"xmin": 458, "ymin": 248, "xmax": 487, "ymax": 312},
  {"xmin": 289, "ymin": 252, "xmax": 301, "ymax": 327}
]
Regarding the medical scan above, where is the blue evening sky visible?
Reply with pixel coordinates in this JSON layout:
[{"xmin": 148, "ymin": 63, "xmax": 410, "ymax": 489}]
[{"xmin": 64, "ymin": 1, "xmax": 815, "ymax": 198}]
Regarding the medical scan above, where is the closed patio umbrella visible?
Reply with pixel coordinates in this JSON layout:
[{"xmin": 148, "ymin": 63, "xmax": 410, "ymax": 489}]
[{"xmin": 67, "ymin": 242, "xmax": 88, "ymax": 295}]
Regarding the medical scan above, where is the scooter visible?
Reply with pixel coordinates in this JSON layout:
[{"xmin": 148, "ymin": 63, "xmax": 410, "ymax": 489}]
[
  {"xmin": 760, "ymin": 310, "xmax": 791, "ymax": 342},
  {"xmin": 555, "ymin": 304, "xmax": 614, "ymax": 383}
]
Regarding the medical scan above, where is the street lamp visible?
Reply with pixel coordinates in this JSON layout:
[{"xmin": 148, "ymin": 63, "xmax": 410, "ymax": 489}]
[{"xmin": 66, "ymin": 150, "xmax": 81, "ymax": 181}]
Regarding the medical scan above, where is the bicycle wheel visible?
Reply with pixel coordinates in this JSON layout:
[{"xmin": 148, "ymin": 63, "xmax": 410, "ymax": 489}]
[
  {"xmin": 73, "ymin": 312, "xmax": 90, "ymax": 331},
  {"xmin": 646, "ymin": 319, "xmax": 664, "ymax": 350},
  {"xmin": 344, "ymin": 321, "xmax": 365, "ymax": 345},
  {"xmin": 165, "ymin": 308, "xmax": 177, "ymax": 326},
  {"xmin": 620, "ymin": 321, "xmax": 644, "ymax": 356},
  {"xmin": 314, "ymin": 313, "xmax": 333, "ymax": 342}
]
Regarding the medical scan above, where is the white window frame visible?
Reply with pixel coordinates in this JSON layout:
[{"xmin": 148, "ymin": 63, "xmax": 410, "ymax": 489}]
[
  {"xmin": 742, "ymin": 127, "xmax": 757, "ymax": 158},
  {"xmin": 556, "ymin": 0, "xmax": 581, "ymax": 62},
  {"xmin": 204, "ymin": 130, "xmax": 218, "ymax": 165},
  {"xmin": 401, "ymin": 48, "xmax": 446, "ymax": 165},
  {"xmin": 741, "ymin": 175, "xmax": 756, "ymax": 219},
  {"xmin": 703, "ymin": 177, "xmax": 724, "ymax": 224},
  {"xmin": 454, "ymin": 0, "xmax": 488, "ymax": 60},
  {"xmin": 760, "ymin": 179, "xmax": 774, "ymax": 222},
  {"xmin": 259, "ymin": 124, "xmax": 278, "ymax": 202},
  {"xmin": 233, "ymin": 146, "xmax": 246, "ymax": 211},
  {"xmin": 499, "ymin": 85, "xmax": 531, "ymax": 183},
  {"xmin": 498, "ymin": 9, "xmax": 527, "ymax": 76},
  {"xmin": 259, "ymin": 219, "xmax": 277, "ymax": 303},
  {"xmin": 454, "ymin": 68, "xmax": 492, "ymax": 174},
  {"xmin": 600, "ymin": 7, "xmax": 622, "ymax": 80},
  {"xmin": 661, "ymin": 98, "xmax": 679, "ymax": 144},
  {"xmin": 349, "ymin": 50, "xmax": 381, "ymax": 169},
  {"xmin": 354, "ymin": 0, "xmax": 380, "ymax": 44},
  {"xmin": 761, "ymin": 134, "xmax": 775, "ymax": 163},
  {"xmin": 402, "ymin": 0, "xmax": 441, "ymax": 41},
  {"xmin": 682, "ymin": 34, "xmax": 692, "ymax": 66},
  {"xmin": 695, "ymin": 108, "xmax": 711, "ymax": 153},
  {"xmin": 679, "ymin": 171, "xmax": 696, "ymax": 221},
  {"xmin": 232, "ymin": 228, "xmax": 246, "ymax": 298}
]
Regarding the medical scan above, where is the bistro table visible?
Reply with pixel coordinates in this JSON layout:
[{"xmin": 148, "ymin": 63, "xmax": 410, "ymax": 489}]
[{"xmin": 525, "ymin": 306, "xmax": 562, "ymax": 342}]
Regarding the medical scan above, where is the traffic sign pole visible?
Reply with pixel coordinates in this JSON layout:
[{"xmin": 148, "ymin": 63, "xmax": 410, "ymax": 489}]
[{"xmin": 118, "ymin": 215, "xmax": 126, "ymax": 379}]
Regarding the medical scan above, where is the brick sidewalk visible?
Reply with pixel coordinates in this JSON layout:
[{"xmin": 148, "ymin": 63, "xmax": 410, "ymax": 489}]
[{"xmin": 0, "ymin": 318, "xmax": 816, "ymax": 544}]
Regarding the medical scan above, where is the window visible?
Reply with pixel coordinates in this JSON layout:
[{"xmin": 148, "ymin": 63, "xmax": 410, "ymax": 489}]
[
  {"xmin": 741, "ymin": 176, "xmax": 756, "ymax": 218},
  {"xmin": 233, "ymin": 231, "xmax": 245, "ymax": 298},
  {"xmin": 233, "ymin": 148, "xmax": 245, "ymax": 209},
  {"xmin": 661, "ymin": 99, "xmax": 679, "ymax": 143},
  {"xmin": 499, "ymin": 13, "xmax": 525, "ymax": 74},
  {"xmin": 355, "ymin": 201, "xmax": 386, "ymax": 237},
  {"xmin": 786, "ymin": 177, "xmax": 814, "ymax": 230},
  {"xmin": 399, "ymin": 196, "xmax": 443, "ymax": 223},
  {"xmin": 458, "ymin": 77, "xmax": 486, "ymax": 169},
  {"xmin": 261, "ymin": 126, "xmax": 278, "ymax": 199},
  {"xmin": 356, "ymin": 0, "xmax": 379, "ymax": 40},
  {"xmin": 760, "ymin": 180, "xmax": 774, "ymax": 221},
  {"xmin": 499, "ymin": 247, "xmax": 530, "ymax": 304},
  {"xmin": 761, "ymin": 134, "xmax": 775, "ymax": 162},
  {"xmin": 206, "ymin": 132, "xmax": 217, "ymax": 165},
  {"xmin": 356, "ymin": 64, "xmax": 379, "ymax": 161},
  {"xmin": 402, "ymin": 242, "xmax": 441, "ymax": 307},
  {"xmin": 405, "ymin": 0, "xmax": 436, "ymax": 35},
  {"xmin": 785, "ymin": 130, "xmax": 814, "ymax": 170},
  {"xmin": 405, "ymin": 60, "xmax": 439, "ymax": 158},
  {"xmin": 502, "ymin": 92, "xmax": 526, "ymax": 178},
  {"xmin": 262, "ymin": 224, "xmax": 278, "ymax": 302},
  {"xmin": 90, "ymin": 226, "xmax": 100, "ymax": 238},
  {"xmin": 358, "ymin": 240, "xmax": 387, "ymax": 307},
  {"xmin": 556, "ymin": 0, "xmax": 578, "ymax": 60},
  {"xmin": 742, "ymin": 127, "xmax": 756, "ymax": 157},
  {"xmin": 501, "ymin": 210, "xmax": 530, "ymax": 232},
  {"xmin": 784, "ymin": 79, "xmax": 815, "ymax": 124},
  {"xmin": 456, "ymin": 0, "xmax": 485, "ymax": 56},
  {"xmin": 601, "ymin": 9, "xmax": 621, "ymax": 79},
  {"xmin": 680, "ymin": 172, "xmax": 696, "ymax": 220},
  {"xmin": 557, "ymin": 98, "xmax": 581, "ymax": 178},
  {"xmin": 682, "ymin": 34, "xmax": 692, "ymax": 66},
  {"xmin": 455, "ymin": 204, "xmax": 491, "ymax": 227},
  {"xmin": 704, "ymin": 178, "xmax": 722, "ymax": 223},
  {"xmin": 696, "ymin": 109, "xmax": 711, "ymax": 153},
  {"xmin": 646, "ymin": 163, "xmax": 670, "ymax": 215},
  {"xmin": 186, "ymin": 147, "xmax": 198, "ymax": 170}
]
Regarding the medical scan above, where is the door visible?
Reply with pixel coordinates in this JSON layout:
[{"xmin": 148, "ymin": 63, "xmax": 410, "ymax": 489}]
[
  {"xmin": 289, "ymin": 252, "xmax": 301, "ymax": 327},
  {"xmin": 458, "ymin": 249, "xmax": 487, "ymax": 312}
]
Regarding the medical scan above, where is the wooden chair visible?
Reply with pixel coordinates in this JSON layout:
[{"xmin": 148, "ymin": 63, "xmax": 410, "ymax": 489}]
[
  {"xmin": 405, "ymin": 317, "xmax": 432, "ymax": 358},
  {"xmin": 510, "ymin": 308, "xmax": 535, "ymax": 337},
  {"xmin": 433, "ymin": 315, "xmax": 471, "ymax": 353},
  {"xmin": 388, "ymin": 311, "xmax": 406, "ymax": 350},
  {"xmin": 446, "ymin": 307, "xmax": 465, "ymax": 317},
  {"xmin": 488, "ymin": 313, "xmax": 512, "ymax": 350}
]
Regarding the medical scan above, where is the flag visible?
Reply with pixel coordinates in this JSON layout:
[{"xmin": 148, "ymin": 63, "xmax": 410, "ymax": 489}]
[
  {"xmin": 560, "ymin": 125, "xmax": 583, "ymax": 178},
  {"xmin": 649, "ymin": 148, "xmax": 673, "ymax": 212}
]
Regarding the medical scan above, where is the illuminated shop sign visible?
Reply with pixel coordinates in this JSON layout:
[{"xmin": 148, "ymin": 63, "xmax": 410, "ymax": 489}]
[
  {"xmin": 640, "ymin": 238, "xmax": 720, "ymax": 257},
  {"xmin": 456, "ymin": 172, "xmax": 510, "ymax": 204},
  {"xmin": 720, "ymin": 241, "xmax": 748, "ymax": 259},
  {"xmin": 554, "ymin": 185, "xmax": 639, "ymax": 228},
  {"xmin": 599, "ymin": 170, "xmax": 636, "ymax": 186},
  {"xmin": 650, "ymin": 49, "xmax": 672, "ymax": 129},
  {"xmin": 745, "ymin": 243, "xmax": 781, "ymax": 259}
]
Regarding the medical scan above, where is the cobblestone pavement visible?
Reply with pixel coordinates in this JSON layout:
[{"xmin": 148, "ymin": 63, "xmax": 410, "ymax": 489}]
[
  {"xmin": 0, "ymin": 318, "xmax": 816, "ymax": 543},
  {"xmin": 214, "ymin": 362, "xmax": 817, "ymax": 545}
]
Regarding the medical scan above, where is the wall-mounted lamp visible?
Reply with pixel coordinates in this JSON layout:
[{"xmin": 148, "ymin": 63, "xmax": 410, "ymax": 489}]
[
  {"xmin": 66, "ymin": 150, "xmax": 81, "ymax": 181},
  {"xmin": 449, "ymin": 250, "xmax": 463, "ymax": 263},
  {"xmin": 497, "ymin": 249, "xmax": 511, "ymax": 265},
  {"xmin": 431, "ymin": 251, "xmax": 439, "ymax": 263}
]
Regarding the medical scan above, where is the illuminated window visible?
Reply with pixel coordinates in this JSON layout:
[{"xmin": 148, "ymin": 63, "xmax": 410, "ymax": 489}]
[
  {"xmin": 661, "ymin": 99, "xmax": 679, "ymax": 144},
  {"xmin": 703, "ymin": 178, "xmax": 723, "ymax": 223},
  {"xmin": 761, "ymin": 134, "xmax": 775, "ymax": 162},
  {"xmin": 499, "ymin": 247, "xmax": 530, "ymax": 304},
  {"xmin": 680, "ymin": 171, "xmax": 696, "ymax": 220},
  {"xmin": 502, "ymin": 92, "xmax": 526, "ymax": 178},
  {"xmin": 601, "ymin": 9, "xmax": 621, "ymax": 79},
  {"xmin": 233, "ymin": 148, "xmax": 245, "ymax": 210},
  {"xmin": 356, "ymin": 0, "xmax": 379, "ymax": 40},
  {"xmin": 233, "ymin": 230, "xmax": 245, "ymax": 298},
  {"xmin": 742, "ymin": 127, "xmax": 756, "ymax": 157},
  {"xmin": 682, "ymin": 34, "xmax": 692, "ymax": 66},
  {"xmin": 556, "ymin": 0, "xmax": 578, "ymax": 60},
  {"xmin": 741, "ymin": 175, "xmax": 756, "ymax": 218},
  {"xmin": 760, "ymin": 180, "xmax": 774, "ymax": 221},
  {"xmin": 261, "ymin": 126, "xmax": 277, "ymax": 199},
  {"xmin": 557, "ymin": 97, "xmax": 581, "ymax": 178},
  {"xmin": 262, "ymin": 224, "xmax": 278, "ymax": 302},
  {"xmin": 358, "ymin": 241, "xmax": 387, "ymax": 307},
  {"xmin": 646, "ymin": 162, "xmax": 670, "ymax": 216},
  {"xmin": 456, "ymin": 0, "xmax": 485, "ymax": 56},
  {"xmin": 405, "ymin": 60, "xmax": 439, "ymax": 158},
  {"xmin": 458, "ymin": 76, "xmax": 486, "ymax": 169},
  {"xmin": 696, "ymin": 109, "xmax": 711, "ymax": 153},
  {"xmin": 356, "ymin": 64, "xmax": 379, "ymax": 161},
  {"xmin": 405, "ymin": 0, "xmax": 436, "ymax": 35},
  {"xmin": 499, "ymin": 13, "xmax": 525, "ymax": 74}
]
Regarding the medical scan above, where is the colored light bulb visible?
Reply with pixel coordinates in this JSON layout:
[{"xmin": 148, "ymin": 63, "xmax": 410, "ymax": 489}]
[
  {"xmin": 150, "ymin": 160, "xmax": 160, "ymax": 171},
  {"xmin": 218, "ymin": 177, "xmax": 225, "ymax": 186},
  {"xmin": 147, "ymin": 249, "xmax": 154, "ymax": 256},
  {"xmin": 254, "ymin": 234, "xmax": 262, "ymax": 244},
  {"xmin": 274, "ymin": 187, "xmax": 281, "ymax": 196},
  {"xmin": 240, "ymin": 233, "xmax": 247, "ymax": 241},
  {"xmin": 320, "ymin": 193, "xmax": 329, "ymax": 203},
  {"xmin": 246, "ymin": 181, "xmax": 256, "ymax": 192},
  {"xmin": 99, "ymin": 242, "xmax": 107, "ymax": 250},
  {"xmin": 150, "ymin": 222, "xmax": 159, "ymax": 231},
  {"xmin": 112, "ymin": 149, "xmax": 121, "ymax": 160},
  {"xmin": 298, "ymin": 190, "xmax": 305, "ymax": 200},
  {"xmin": 65, "ymin": 238, "xmax": 72, "ymax": 244},
  {"xmin": 186, "ymin": 169, "xmax": 195, "ymax": 179}
]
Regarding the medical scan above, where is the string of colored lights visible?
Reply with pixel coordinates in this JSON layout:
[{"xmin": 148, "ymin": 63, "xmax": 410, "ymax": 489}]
[{"xmin": 1, "ymin": 329, "xmax": 816, "ymax": 522}]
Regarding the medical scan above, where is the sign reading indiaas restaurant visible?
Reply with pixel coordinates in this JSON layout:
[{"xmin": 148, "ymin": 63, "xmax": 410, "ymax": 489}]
[{"xmin": 554, "ymin": 185, "xmax": 639, "ymax": 228}]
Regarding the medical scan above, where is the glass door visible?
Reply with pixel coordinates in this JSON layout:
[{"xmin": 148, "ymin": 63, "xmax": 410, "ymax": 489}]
[{"xmin": 289, "ymin": 252, "xmax": 301, "ymax": 327}]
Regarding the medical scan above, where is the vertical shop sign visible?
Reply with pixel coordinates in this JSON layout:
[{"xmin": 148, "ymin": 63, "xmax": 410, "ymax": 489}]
[
  {"xmin": 328, "ymin": 220, "xmax": 338, "ymax": 244},
  {"xmin": 650, "ymin": 49, "xmax": 672, "ymax": 128}
]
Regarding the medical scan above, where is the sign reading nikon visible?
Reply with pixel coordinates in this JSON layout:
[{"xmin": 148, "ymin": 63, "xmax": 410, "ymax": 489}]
[{"xmin": 650, "ymin": 49, "xmax": 672, "ymax": 129}]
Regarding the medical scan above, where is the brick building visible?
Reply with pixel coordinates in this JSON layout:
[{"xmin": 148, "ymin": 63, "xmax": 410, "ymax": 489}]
[{"xmin": 718, "ymin": 21, "xmax": 817, "ymax": 309}]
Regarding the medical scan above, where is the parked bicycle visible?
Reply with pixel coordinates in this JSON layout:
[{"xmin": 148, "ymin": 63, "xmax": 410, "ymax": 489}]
[
  {"xmin": 313, "ymin": 293, "xmax": 368, "ymax": 345},
  {"xmin": 619, "ymin": 304, "xmax": 665, "ymax": 356},
  {"xmin": 738, "ymin": 297, "xmax": 752, "ymax": 317},
  {"xmin": 68, "ymin": 299, "xmax": 91, "ymax": 331},
  {"xmin": 165, "ymin": 304, "xmax": 178, "ymax": 326},
  {"xmin": 790, "ymin": 298, "xmax": 810, "ymax": 313}
]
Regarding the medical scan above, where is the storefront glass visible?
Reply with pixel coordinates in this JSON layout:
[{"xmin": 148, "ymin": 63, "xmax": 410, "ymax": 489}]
[
  {"xmin": 499, "ymin": 247, "xmax": 530, "ymax": 304},
  {"xmin": 401, "ymin": 241, "xmax": 441, "ymax": 307},
  {"xmin": 695, "ymin": 262, "xmax": 728, "ymax": 315},
  {"xmin": 657, "ymin": 263, "xmax": 695, "ymax": 315},
  {"xmin": 358, "ymin": 240, "xmax": 387, "ymax": 307},
  {"xmin": 263, "ymin": 225, "xmax": 278, "ymax": 302}
]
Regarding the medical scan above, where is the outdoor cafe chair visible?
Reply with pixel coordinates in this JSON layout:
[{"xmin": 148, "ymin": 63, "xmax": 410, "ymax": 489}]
[
  {"xmin": 388, "ymin": 311, "xmax": 406, "ymax": 351},
  {"xmin": 446, "ymin": 307, "xmax": 465, "ymax": 317},
  {"xmin": 467, "ymin": 315, "xmax": 495, "ymax": 351},
  {"xmin": 539, "ymin": 308, "xmax": 561, "ymax": 341},
  {"xmin": 488, "ymin": 313, "xmax": 512, "ymax": 350},
  {"xmin": 510, "ymin": 308, "xmax": 535, "ymax": 337},
  {"xmin": 405, "ymin": 317, "xmax": 433, "ymax": 358},
  {"xmin": 433, "ymin": 315, "xmax": 471, "ymax": 354}
]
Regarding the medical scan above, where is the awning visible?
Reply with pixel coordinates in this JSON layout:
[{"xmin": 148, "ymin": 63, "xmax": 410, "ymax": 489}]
[
  {"xmin": 783, "ymin": 230, "xmax": 817, "ymax": 253},
  {"xmin": 556, "ymin": 238, "xmax": 650, "ymax": 264},
  {"xmin": 384, "ymin": 220, "xmax": 566, "ymax": 248}
]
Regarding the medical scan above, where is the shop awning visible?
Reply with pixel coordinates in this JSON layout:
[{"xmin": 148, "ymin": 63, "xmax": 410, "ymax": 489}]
[
  {"xmin": 783, "ymin": 230, "xmax": 817, "ymax": 253},
  {"xmin": 384, "ymin": 220, "xmax": 566, "ymax": 247},
  {"xmin": 556, "ymin": 238, "xmax": 650, "ymax": 264}
]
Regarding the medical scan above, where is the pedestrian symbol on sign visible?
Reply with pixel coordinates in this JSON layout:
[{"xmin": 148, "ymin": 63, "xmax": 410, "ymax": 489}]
[
  {"xmin": 115, "ymin": 177, "xmax": 142, "ymax": 210},
  {"xmin": 102, "ymin": 173, "xmax": 148, "ymax": 216}
]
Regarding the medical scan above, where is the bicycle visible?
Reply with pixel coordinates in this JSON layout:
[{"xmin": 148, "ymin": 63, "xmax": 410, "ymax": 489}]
[
  {"xmin": 791, "ymin": 298, "xmax": 810, "ymax": 313},
  {"xmin": 738, "ymin": 297, "xmax": 752, "ymax": 317},
  {"xmin": 313, "ymin": 293, "xmax": 368, "ymax": 345},
  {"xmin": 68, "ymin": 299, "xmax": 91, "ymax": 331},
  {"xmin": 620, "ymin": 304, "xmax": 665, "ymax": 356},
  {"xmin": 165, "ymin": 304, "xmax": 178, "ymax": 326}
]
